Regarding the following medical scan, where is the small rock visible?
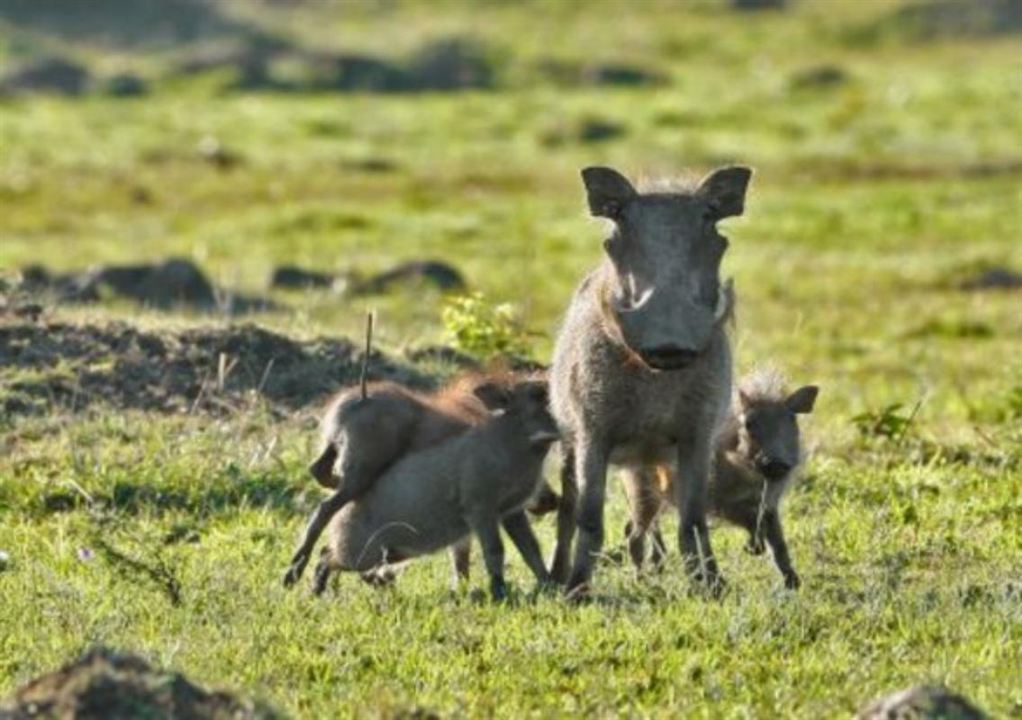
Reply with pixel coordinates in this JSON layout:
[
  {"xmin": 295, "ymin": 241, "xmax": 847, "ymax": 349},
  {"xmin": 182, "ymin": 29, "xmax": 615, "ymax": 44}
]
[
  {"xmin": 103, "ymin": 72, "xmax": 148, "ymax": 97},
  {"xmin": 354, "ymin": 261, "xmax": 466, "ymax": 295},
  {"xmin": 271, "ymin": 265, "xmax": 336, "ymax": 289},
  {"xmin": 959, "ymin": 267, "xmax": 1022, "ymax": 291},
  {"xmin": 790, "ymin": 64, "xmax": 850, "ymax": 90}
]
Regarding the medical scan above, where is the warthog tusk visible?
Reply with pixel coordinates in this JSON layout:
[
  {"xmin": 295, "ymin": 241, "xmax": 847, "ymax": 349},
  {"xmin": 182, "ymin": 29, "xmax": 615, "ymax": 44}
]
[{"xmin": 715, "ymin": 277, "xmax": 735, "ymax": 324}]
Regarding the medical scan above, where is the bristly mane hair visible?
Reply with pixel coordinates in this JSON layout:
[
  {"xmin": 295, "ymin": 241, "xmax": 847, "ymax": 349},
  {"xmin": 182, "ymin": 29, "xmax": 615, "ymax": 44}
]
[
  {"xmin": 635, "ymin": 173, "xmax": 702, "ymax": 196},
  {"xmin": 736, "ymin": 366, "xmax": 788, "ymax": 405}
]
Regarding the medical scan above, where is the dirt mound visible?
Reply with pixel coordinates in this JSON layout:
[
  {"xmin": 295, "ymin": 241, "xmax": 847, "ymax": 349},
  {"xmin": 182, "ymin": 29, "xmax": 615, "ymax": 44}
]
[
  {"xmin": 175, "ymin": 35, "xmax": 495, "ymax": 94},
  {"xmin": 868, "ymin": 0, "xmax": 1022, "ymax": 41},
  {"xmin": 1, "ymin": 646, "xmax": 281, "ymax": 720},
  {"xmin": 353, "ymin": 260, "xmax": 466, "ymax": 295},
  {"xmin": 0, "ymin": 320, "xmax": 431, "ymax": 419},
  {"xmin": 730, "ymin": 0, "xmax": 786, "ymax": 10},
  {"xmin": 270, "ymin": 265, "xmax": 336, "ymax": 289},
  {"xmin": 0, "ymin": 0, "xmax": 281, "ymax": 52},
  {"xmin": 857, "ymin": 684, "xmax": 987, "ymax": 719},
  {"xmin": 535, "ymin": 59, "xmax": 665, "ymax": 88},
  {"xmin": 270, "ymin": 260, "xmax": 465, "ymax": 294},
  {"xmin": 404, "ymin": 37, "xmax": 494, "ymax": 91},
  {"xmin": 0, "ymin": 56, "xmax": 90, "ymax": 96},
  {"xmin": 18, "ymin": 259, "xmax": 275, "ymax": 314}
]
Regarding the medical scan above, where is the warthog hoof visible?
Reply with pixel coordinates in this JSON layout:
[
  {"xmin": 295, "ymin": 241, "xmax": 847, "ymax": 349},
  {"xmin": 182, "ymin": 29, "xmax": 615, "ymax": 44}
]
[
  {"xmin": 689, "ymin": 569, "xmax": 728, "ymax": 599},
  {"xmin": 564, "ymin": 575, "xmax": 592, "ymax": 604},
  {"xmin": 783, "ymin": 570, "xmax": 802, "ymax": 590},
  {"xmin": 549, "ymin": 556, "xmax": 572, "ymax": 586},
  {"xmin": 490, "ymin": 578, "xmax": 509, "ymax": 602},
  {"xmin": 535, "ymin": 578, "xmax": 560, "ymax": 596},
  {"xmin": 282, "ymin": 557, "xmax": 308, "ymax": 588}
]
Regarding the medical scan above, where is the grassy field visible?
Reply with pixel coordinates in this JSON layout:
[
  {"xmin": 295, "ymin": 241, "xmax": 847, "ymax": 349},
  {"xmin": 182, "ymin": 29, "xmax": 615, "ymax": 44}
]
[{"xmin": 1, "ymin": 1, "xmax": 1021, "ymax": 717}]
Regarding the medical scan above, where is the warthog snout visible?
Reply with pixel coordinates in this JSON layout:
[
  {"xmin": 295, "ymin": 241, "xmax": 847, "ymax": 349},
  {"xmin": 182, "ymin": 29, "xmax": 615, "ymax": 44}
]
[
  {"xmin": 638, "ymin": 344, "xmax": 701, "ymax": 370},
  {"xmin": 758, "ymin": 458, "xmax": 793, "ymax": 481},
  {"xmin": 582, "ymin": 165, "xmax": 750, "ymax": 373}
]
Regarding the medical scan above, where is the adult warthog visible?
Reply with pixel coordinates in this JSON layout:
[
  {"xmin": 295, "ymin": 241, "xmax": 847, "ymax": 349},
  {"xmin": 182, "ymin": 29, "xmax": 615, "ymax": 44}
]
[{"xmin": 549, "ymin": 165, "xmax": 751, "ymax": 596}]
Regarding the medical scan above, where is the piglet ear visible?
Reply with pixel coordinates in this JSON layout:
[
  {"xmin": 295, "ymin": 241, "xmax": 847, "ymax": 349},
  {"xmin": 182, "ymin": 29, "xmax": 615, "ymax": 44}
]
[
  {"xmin": 698, "ymin": 166, "xmax": 753, "ymax": 220},
  {"xmin": 473, "ymin": 381, "xmax": 510, "ymax": 410},
  {"xmin": 581, "ymin": 166, "xmax": 636, "ymax": 219},
  {"xmin": 785, "ymin": 385, "xmax": 819, "ymax": 414}
]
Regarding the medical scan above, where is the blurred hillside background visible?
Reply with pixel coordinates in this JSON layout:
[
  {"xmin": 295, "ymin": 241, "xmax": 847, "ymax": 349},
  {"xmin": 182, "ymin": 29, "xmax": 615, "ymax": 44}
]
[{"xmin": 2, "ymin": 0, "xmax": 1019, "ymax": 350}]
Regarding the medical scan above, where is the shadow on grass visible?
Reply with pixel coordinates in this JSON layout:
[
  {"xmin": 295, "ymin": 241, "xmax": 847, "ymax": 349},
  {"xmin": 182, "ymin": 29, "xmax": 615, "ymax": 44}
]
[{"xmin": 30, "ymin": 472, "xmax": 299, "ymax": 519}]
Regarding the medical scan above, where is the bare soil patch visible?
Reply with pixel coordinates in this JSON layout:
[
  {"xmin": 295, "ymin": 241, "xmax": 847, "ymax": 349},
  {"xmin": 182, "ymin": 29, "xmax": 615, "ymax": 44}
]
[{"xmin": 0, "ymin": 319, "xmax": 430, "ymax": 419}]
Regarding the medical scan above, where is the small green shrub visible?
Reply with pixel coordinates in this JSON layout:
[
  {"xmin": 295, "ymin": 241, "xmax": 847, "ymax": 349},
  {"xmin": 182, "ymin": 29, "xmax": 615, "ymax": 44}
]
[
  {"xmin": 852, "ymin": 401, "xmax": 920, "ymax": 442},
  {"xmin": 441, "ymin": 292, "xmax": 531, "ymax": 360}
]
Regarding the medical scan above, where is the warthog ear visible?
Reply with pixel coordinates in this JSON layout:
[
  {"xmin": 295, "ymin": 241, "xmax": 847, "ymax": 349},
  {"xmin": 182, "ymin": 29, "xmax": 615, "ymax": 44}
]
[
  {"xmin": 786, "ymin": 385, "xmax": 819, "ymax": 414},
  {"xmin": 581, "ymin": 166, "xmax": 636, "ymax": 219},
  {"xmin": 699, "ymin": 166, "xmax": 753, "ymax": 220},
  {"xmin": 473, "ymin": 381, "xmax": 511, "ymax": 410}
]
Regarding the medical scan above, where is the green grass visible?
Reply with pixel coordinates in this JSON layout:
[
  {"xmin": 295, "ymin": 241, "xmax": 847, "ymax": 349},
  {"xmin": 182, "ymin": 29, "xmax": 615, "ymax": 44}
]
[{"xmin": 1, "ymin": 1, "xmax": 1021, "ymax": 717}]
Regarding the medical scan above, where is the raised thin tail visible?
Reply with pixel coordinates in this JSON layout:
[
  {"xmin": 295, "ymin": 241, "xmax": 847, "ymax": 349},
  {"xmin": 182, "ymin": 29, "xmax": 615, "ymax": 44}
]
[{"xmin": 360, "ymin": 310, "xmax": 374, "ymax": 401}]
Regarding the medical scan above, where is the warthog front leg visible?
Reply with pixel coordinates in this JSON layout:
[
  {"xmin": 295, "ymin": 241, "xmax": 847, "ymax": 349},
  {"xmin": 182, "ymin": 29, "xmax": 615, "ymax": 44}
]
[
  {"xmin": 502, "ymin": 510, "xmax": 552, "ymax": 588},
  {"xmin": 566, "ymin": 442, "xmax": 610, "ymax": 597},
  {"xmin": 762, "ymin": 510, "xmax": 800, "ymax": 589},
  {"xmin": 675, "ymin": 441, "xmax": 725, "ymax": 593},
  {"xmin": 550, "ymin": 445, "xmax": 577, "ymax": 585}
]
